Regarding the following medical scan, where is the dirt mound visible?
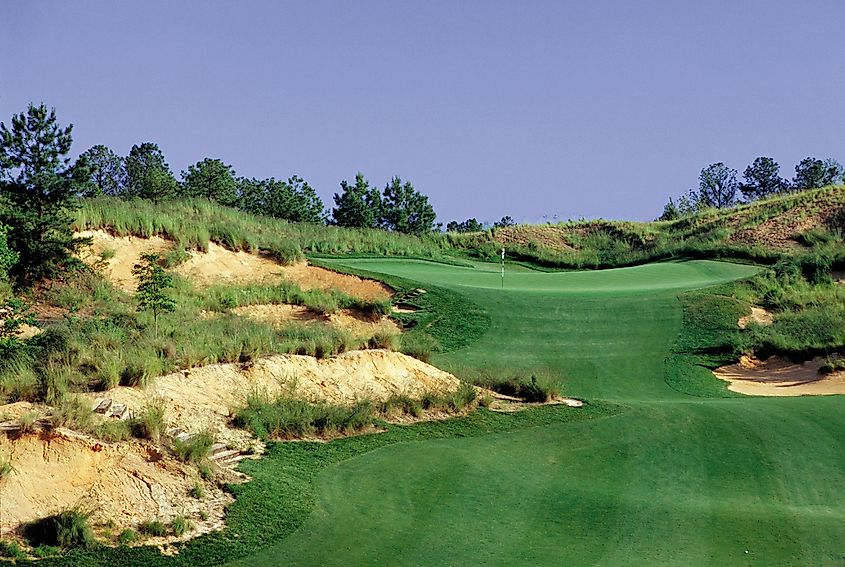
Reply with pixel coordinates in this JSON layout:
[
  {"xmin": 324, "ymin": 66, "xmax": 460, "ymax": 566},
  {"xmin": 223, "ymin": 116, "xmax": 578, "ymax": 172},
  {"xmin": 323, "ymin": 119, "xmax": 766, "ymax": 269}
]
[
  {"xmin": 77, "ymin": 230, "xmax": 392, "ymax": 299},
  {"xmin": 0, "ymin": 429, "xmax": 232, "ymax": 539},
  {"xmin": 728, "ymin": 189, "xmax": 845, "ymax": 250},
  {"xmin": 713, "ymin": 355, "xmax": 845, "ymax": 396},
  {"xmin": 738, "ymin": 307, "xmax": 773, "ymax": 329},
  {"xmin": 81, "ymin": 350, "xmax": 461, "ymax": 450},
  {"xmin": 281, "ymin": 262, "xmax": 391, "ymax": 300},
  {"xmin": 232, "ymin": 304, "xmax": 400, "ymax": 337},
  {"xmin": 493, "ymin": 225, "xmax": 576, "ymax": 253}
]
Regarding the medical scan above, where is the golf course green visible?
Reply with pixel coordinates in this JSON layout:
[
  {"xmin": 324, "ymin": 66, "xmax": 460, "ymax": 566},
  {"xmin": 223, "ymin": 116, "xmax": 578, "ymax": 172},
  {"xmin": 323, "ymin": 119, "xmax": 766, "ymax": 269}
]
[{"xmin": 225, "ymin": 259, "xmax": 845, "ymax": 566}]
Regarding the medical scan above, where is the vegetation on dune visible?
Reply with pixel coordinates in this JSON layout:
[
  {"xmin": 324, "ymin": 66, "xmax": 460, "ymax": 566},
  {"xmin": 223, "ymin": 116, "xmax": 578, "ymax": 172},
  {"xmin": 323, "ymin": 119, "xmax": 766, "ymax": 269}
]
[{"xmin": 74, "ymin": 196, "xmax": 451, "ymax": 261}]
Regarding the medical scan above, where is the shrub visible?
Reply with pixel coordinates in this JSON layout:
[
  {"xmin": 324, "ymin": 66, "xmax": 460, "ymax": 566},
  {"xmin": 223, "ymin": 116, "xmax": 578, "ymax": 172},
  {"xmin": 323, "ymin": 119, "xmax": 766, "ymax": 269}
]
[
  {"xmin": 234, "ymin": 393, "xmax": 375, "ymax": 439},
  {"xmin": 368, "ymin": 329, "xmax": 400, "ymax": 351},
  {"xmin": 0, "ymin": 540, "xmax": 26, "ymax": 560},
  {"xmin": 95, "ymin": 419, "xmax": 132, "ymax": 442},
  {"xmin": 172, "ymin": 430, "xmax": 215, "ymax": 463},
  {"xmin": 189, "ymin": 482, "xmax": 204, "ymax": 499},
  {"xmin": 0, "ymin": 459, "xmax": 12, "ymax": 482},
  {"xmin": 170, "ymin": 516, "xmax": 192, "ymax": 537},
  {"xmin": 137, "ymin": 520, "xmax": 167, "ymax": 537},
  {"xmin": 51, "ymin": 397, "xmax": 96, "ymax": 431},
  {"xmin": 130, "ymin": 399, "xmax": 167, "ymax": 443},
  {"xmin": 24, "ymin": 508, "xmax": 96, "ymax": 550},
  {"xmin": 399, "ymin": 332, "xmax": 439, "ymax": 363},
  {"xmin": 117, "ymin": 528, "xmax": 137, "ymax": 546}
]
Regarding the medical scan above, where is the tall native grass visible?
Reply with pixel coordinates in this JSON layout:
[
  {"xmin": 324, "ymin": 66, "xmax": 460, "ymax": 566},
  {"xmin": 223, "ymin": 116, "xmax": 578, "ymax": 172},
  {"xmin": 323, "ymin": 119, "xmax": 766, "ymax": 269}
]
[
  {"xmin": 0, "ymin": 268, "xmax": 399, "ymax": 405},
  {"xmin": 74, "ymin": 196, "xmax": 451, "ymax": 260}
]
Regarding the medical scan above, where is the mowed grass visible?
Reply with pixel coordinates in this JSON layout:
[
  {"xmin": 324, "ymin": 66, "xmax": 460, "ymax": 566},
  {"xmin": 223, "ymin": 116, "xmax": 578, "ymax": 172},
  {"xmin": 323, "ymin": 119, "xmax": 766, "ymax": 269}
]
[{"xmin": 224, "ymin": 259, "xmax": 845, "ymax": 566}]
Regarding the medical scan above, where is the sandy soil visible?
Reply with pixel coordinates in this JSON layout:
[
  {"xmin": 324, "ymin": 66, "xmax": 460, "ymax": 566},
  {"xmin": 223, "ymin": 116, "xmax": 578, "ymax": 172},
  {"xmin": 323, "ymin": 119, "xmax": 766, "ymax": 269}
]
[
  {"xmin": 80, "ymin": 350, "xmax": 461, "ymax": 450},
  {"xmin": 232, "ymin": 304, "xmax": 400, "ymax": 338},
  {"xmin": 77, "ymin": 230, "xmax": 392, "ymax": 300},
  {"xmin": 0, "ymin": 429, "xmax": 232, "ymax": 540},
  {"xmin": 713, "ymin": 355, "xmax": 845, "ymax": 396},
  {"xmin": 738, "ymin": 307, "xmax": 773, "ymax": 329}
]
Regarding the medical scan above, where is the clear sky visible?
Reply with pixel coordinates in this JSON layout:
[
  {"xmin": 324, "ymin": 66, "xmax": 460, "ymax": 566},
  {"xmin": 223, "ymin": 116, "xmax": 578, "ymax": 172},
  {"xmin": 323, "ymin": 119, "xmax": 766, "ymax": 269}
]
[{"xmin": 1, "ymin": 1, "xmax": 844, "ymax": 224}]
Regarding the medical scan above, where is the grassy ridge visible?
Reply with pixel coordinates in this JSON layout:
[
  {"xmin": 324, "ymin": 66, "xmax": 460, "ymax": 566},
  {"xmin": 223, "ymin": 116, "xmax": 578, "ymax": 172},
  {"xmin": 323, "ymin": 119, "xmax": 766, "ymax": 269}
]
[{"xmin": 74, "ymin": 197, "xmax": 451, "ymax": 261}]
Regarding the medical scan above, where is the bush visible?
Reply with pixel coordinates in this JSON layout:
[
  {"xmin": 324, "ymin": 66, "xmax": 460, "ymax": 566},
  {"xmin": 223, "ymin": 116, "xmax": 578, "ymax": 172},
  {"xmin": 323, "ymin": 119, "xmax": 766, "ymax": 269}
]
[
  {"xmin": 172, "ymin": 430, "xmax": 214, "ymax": 463},
  {"xmin": 234, "ymin": 393, "xmax": 375, "ymax": 439},
  {"xmin": 189, "ymin": 482, "xmax": 204, "ymax": 499},
  {"xmin": 117, "ymin": 528, "xmax": 137, "ymax": 546},
  {"xmin": 137, "ymin": 520, "xmax": 167, "ymax": 537},
  {"xmin": 51, "ymin": 397, "xmax": 96, "ymax": 431},
  {"xmin": 399, "ymin": 332, "xmax": 439, "ymax": 363},
  {"xmin": 129, "ymin": 399, "xmax": 166, "ymax": 443},
  {"xmin": 0, "ymin": 458, "xmax": 12, "ymax": 481},
  {"xmin": 96, "ymin": 419, "xmax": 132, "ymax": 442},
  {"xmin": 24, "ymin": 508, "xmax": 96, "ymax": 550},
  {"xmin": 170, "ymin": 516, "xmax": 192, "ymax": 537},
  {"xmin": 0, "ymin": 540, "xmax": 26, "ymax": 560}
]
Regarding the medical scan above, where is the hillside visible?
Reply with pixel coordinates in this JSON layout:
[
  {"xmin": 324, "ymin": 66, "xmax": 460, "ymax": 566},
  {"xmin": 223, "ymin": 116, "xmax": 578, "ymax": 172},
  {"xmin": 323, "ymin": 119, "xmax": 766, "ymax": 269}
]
[{"xmin": 451, "ymin": 185, "xmax": 845, "ymax": 268}]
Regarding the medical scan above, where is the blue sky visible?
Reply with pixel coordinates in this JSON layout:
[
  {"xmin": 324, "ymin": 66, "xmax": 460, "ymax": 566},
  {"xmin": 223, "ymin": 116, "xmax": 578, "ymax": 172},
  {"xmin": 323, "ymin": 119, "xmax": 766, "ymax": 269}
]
[{"xmin": 2, "ymin": 1, "xmax": 843, "ymax": 224}]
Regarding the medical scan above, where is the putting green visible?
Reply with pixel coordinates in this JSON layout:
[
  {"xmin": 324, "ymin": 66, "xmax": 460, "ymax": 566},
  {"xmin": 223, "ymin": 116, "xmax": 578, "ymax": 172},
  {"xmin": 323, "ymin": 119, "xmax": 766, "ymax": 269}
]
[{"xmin": 230, "ymin": 260, "xmax": 845, "ymax": 566}]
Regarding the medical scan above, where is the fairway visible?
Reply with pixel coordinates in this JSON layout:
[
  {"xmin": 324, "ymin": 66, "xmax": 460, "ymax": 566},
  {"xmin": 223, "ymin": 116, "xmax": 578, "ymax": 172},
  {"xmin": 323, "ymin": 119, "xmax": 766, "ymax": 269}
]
[{"xmin": 230, "ymin": 260, "xmax": 845, "ymax": 566}]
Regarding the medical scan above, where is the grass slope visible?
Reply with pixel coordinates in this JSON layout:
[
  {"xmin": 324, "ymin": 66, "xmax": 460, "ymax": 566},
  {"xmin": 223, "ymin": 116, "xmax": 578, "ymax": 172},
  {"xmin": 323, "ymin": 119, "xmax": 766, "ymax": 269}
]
[{"xmin": 225, "ymin": 259, "xmax": 845, "ymax": 566}]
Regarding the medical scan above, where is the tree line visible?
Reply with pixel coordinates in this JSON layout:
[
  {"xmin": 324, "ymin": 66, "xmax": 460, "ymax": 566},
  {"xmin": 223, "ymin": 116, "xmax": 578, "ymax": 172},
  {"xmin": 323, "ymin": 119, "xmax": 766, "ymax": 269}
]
[
  {"xmin": 660, "ymin": 156, "xmax": 845, "ymax": 220},
  {"xmin": 0, "ymin": 103, "xmax": 446, "ymax": 283}
]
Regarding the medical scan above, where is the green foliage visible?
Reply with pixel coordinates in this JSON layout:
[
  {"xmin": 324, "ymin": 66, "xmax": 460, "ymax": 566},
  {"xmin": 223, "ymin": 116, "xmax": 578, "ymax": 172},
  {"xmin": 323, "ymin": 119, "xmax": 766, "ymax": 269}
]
[
  {"xmin": 379, "ymin": 176, "xmax": 436, "ymax": 235},
  {"xmin": 331, "ymin": 172, "xmax": 382, "ymax": 228},
  {"xmin": 130, "ymin": 400, "xmax": 167, "ymax": 443},
  {"xmin": 117, "ymin": 528, "xmax": 137, "ymax": 546},
  {"xmin": 23, "ymin": 508, "xmax": 96, "ymax": 550},
  {"xmin": 170, "ymin": 517, "xmax": 191, "ymax": 537},
  {"xmin": 0, "ymin": 540, "xmax": 25, "ymax": 560},
  {"xmin": 740, "ymin": 156, "xmax": 788, "ymax": 200},
  {"xmin": 96, "ymin": 419, "xmax": 132, "ymax": 442},
  {"xmin": 76, "ymin": 196, "xmax": 450, "ymax": 259},
  {"xmin": 137, "ymin": 520, "xmax": 167, "ymax": 537},
  {"xmin": 189, "ymin": 482, "xmax": 204, "ymax": 499},
  {"xmin": 133, "ymin": 253, "xmax": 177, "ymax": 335},
  {"xmin": 0, "ymin": 295, "xmax": 35, "ymax": 356},
  {"xmin": 180, "ymin": 158, "xmax": 238, "ymax": 206},
  {"xmin": 0, "ymin": 102, "xmax": 88, "ymax": 282},
  {"xmin": 50, "ymin": 396, "xmax": 96, "ymax": 431},
  {"xmin": 0, "ymin": 457, "xmax": 12, "ymax": 482},
  {"xmin": 0, "ymin": 223, "xmax": 19, "ymax": 280},
  {"xmin": 792, "ymin": 157, "xmax": 844, "ymax": 190},
  {"xmin": 696, "ymin": 162, "xmax": 738, "ymax": 209},
  {"xmin": 77, "ymin": 144, "xmax": 125, "ymax": 197},
  {"xmin": 446, "ymin": 218, "xmax": 484, "ymax": 233},
  {"xmin": 172, "ymin": 430, "xmax": 215, "ymax": 463},
  {"xmin": 452, "ymin": 367, "xmax": 563, "ymax": 402},
  {"xmin": 124, "ymin": 142, "xmax": 178, "ymax": 203},
  {"xmin": 234, "ymin": 392, "xmax": 375, "ymax": 439},
  {"xmin": 237, "ymin": 176, "xmax": 325, "ymax": 223}
]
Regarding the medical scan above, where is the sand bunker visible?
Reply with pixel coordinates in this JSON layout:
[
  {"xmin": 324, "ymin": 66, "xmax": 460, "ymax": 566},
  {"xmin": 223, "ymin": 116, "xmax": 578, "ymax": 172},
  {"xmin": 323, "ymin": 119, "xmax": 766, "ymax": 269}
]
[
  {"xmin": 232, "ymin": 304, "xmax": 400, "ymax": 338},
  {"xmin": 738, "ymin": 307, "xmax": 773, "ymax": 329},
  {"xmin": 0, "ymin": 429, "xmax": 232, "ymax": 539},
  {"xmin": 714, "ymin": 355, "xmax": 845, "ymax": 396},
  {"xmin": 81, "ymin": 350, "xmax": 461, "ymax": 450},
  {"xmin": 77, "ymin": 230, "xmax": 391, "ymax": 300}
]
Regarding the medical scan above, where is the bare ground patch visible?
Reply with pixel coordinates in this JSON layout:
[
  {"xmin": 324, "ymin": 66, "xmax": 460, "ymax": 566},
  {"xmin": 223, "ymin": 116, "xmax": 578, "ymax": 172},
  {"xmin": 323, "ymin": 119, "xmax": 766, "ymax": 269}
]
[
  {"xmin": 77, "ymin": 230, "xmax": 392, "ymax": 300},
  {"xmin": 738, "ymin": 307, "xmax": 773, "ymax": 329},
  {"xmin": 232, "ymin": 304, "xmax": 400, "ymax": 338},
  {"xmin": 0, "ymin": 428, "xmax": 232, "ymax": 541},
  {"xmin": 713, "ymin": 355, "xmax": 845, "ymax": 396}
]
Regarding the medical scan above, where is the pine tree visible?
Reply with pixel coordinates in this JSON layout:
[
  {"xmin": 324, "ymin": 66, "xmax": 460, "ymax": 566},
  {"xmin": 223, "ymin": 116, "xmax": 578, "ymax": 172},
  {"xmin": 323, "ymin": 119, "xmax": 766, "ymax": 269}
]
[
  {"xmin": 331, "ymin": 173, "xmax": 382, "ymax": 228},
  {"xmin": 132, "ymin": 253, "xmax": 176, "ymax": 337},
  {"xmin": 0, "ymin": 103, "xmax": 89, "ymax": 282}
]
